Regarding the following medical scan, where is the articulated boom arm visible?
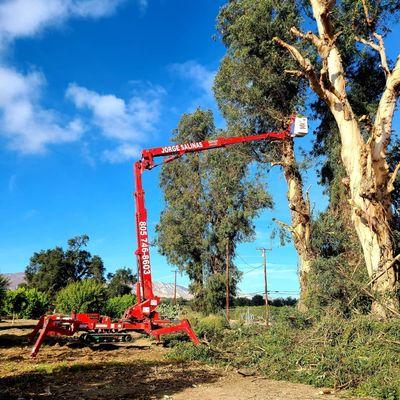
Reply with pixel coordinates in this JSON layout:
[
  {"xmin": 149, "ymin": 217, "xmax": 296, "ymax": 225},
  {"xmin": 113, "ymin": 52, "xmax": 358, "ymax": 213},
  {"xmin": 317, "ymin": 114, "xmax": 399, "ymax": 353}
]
[{"xmin": 133, "ymin": 116, "xmax": 306, "ymax": 310}]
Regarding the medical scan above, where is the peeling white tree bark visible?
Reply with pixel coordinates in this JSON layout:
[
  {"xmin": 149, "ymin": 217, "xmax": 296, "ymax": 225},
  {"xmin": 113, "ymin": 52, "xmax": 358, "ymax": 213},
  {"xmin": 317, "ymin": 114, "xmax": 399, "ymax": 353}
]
[
  {"xmin": 276, "ymin": 140, "xmax": 315, "ymax": 311},
  {"xmin": 274, "ymin": 0, "xmax": 400, "ymax": 317}
]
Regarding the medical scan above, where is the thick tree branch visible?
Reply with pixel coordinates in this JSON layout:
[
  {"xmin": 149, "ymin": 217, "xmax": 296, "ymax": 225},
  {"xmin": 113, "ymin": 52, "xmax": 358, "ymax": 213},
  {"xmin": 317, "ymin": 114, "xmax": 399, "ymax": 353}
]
[
  {"xmin": 273, "ymin": 37, "xmax": 328, "ymax": 101},
  {"xmin": 290, "ymin": 27, "xmax": 321, "ymax": 48},
  {"xmin": 356, "ymin": 34, "xmax": 390, "ymax": 76},
  {"xmin": 372, "ymin": 56, "xmax": 400, "ymax": 160},
  {"xmin": 284, "ymin": 69, "xmax": 306, "ymax": 78}
]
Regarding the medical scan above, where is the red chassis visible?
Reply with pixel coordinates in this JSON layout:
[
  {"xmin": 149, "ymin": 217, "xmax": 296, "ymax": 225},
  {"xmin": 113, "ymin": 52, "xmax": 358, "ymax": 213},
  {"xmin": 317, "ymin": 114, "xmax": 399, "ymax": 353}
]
[{"xmin": 29, "ymin": 116, "xmax": 307, "ymax": 357}]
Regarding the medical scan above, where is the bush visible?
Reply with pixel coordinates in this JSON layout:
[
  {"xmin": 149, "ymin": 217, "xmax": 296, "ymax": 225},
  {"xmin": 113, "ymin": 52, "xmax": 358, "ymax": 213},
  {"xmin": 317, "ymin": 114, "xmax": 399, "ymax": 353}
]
[
  {"xmin": 23, "ymin": 288, "xmax": 51, "ymax": 318},
  {"xmin": 104, "ymin": 294, "xmax": 135, "ymax": 318},
  {"xmin": 157, "ymin": 302, "xmax": 181, "ymax": 319},
  {"xmin": 55, "ymin": 279, "xmax": 107, "ymax": 313},
  {"xmin": 0, "ymin": 274, "xmax": 8, "ymax": 313},
  {"xmin": 2, "ymin": 287, "xmax": 50, "ymax": 319},
  {"xmin": 195, "ymin": 314, "xmax": 229, "ymax": 338}
]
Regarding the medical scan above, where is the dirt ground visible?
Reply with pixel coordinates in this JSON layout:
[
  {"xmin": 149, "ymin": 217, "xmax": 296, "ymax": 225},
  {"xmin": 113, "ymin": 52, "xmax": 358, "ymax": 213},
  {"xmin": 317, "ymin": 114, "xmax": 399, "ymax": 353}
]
[{"xmin": 0, "ymin": 320, "xmax": 373, "ymax": 400}]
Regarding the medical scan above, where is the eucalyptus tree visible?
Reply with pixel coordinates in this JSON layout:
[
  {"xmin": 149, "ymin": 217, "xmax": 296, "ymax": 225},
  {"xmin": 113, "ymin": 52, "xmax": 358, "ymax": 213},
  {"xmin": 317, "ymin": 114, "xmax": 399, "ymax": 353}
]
[
  {"xmin": 156, "ymin": 109, "xmax": 272, "ymax": 311},
  {"xmin": 215, "ymin": 0, "xmax": 315, "ymax": 310},
  {"xmin": 273, "ymin": 0, "xmax": 400, "ymax": 317}
]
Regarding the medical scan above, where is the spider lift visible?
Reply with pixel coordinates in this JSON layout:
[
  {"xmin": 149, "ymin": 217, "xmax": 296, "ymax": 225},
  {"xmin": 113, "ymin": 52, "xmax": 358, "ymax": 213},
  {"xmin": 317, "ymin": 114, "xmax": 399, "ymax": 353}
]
[{"xmin": 29, "ymin": 116, "xmax": 308, "ymax": 357}]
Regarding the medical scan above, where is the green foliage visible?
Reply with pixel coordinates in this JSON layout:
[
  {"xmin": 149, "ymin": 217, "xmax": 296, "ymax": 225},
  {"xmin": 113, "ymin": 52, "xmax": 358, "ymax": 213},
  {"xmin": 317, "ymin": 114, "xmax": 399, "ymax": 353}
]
[
  {"xmin": 194, "ymin": 314, "xmax": 229, "ymax": 339},
  {"xmin": 156, "ymin": 302, "xmax": 181, "ymax": 320},
  {"xmin": 201, "ymin": 274, "xmax": 233, "ymax": 314},
  {"xmin": 55, "ymin": 279, "xmax": 107, "ymax": 314},
  {"xmin": 251, "ymin": 294, "xmax": 264, "ymax": 306},
  {"xmin": 181, "ymin": 310, "xmax": 229, "ymax": 340},
  {"xmin": 106, "ymin": 268, "xmax": 136, "ymax": 297},
  {"xmin": 169, "ymin": 308, "xmax": 400, "ymax": 399},
  {"xmin": 2, "ymin": 287, "xmax": 50, "ymax": 319},
  {"xmin": 157, "ymin": 109, "xmax": 271, "ymax": 310},
  {"xmin": 215, "ymin": 0, "xmax": 305, "ymax": 129},
  {"xmin": 25, "ymin": 235, "xmax": 105, "ymax": 296},
  {"xmin": 307, "ymin": 211, "xmax": 371, "ymax": 316},
  {"xmin": 104, "ymin": 294, "xmax": 135, "ymax": 319},
  {"xmin": 0, "ymin": 274, "xmax": 8, "ymax": 312}
]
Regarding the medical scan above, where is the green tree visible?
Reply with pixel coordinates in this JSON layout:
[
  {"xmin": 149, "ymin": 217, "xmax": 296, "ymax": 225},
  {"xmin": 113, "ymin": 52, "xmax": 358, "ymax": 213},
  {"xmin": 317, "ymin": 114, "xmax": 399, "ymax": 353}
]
[
  {"xmin": 107, "ymin": 268, "xmax": 137, "ymax": 297},
  {"xmin": 2, "ymin": 287, "xmax": 48, "ymax": 320},
  {"xmin": 25, "ymin": 235, "xmax": 105, "ymax": 296},
  {"xmin": 104, "ymin": 294, "xmax": 135, "ymax": 319},
  {"xmin": 215, "ymin": 0, "xmax": 315, "ymax": 310},
  {"xmin": 251, "ymin": 294, "xmax": 265, "ymax": 306},
  {"xmin": 55, "ymin": 279, "xmax": 108, "ymax": 314},
  {"xmin": 157, "ymin": 109, "xmax": 272, "ymax": 311},
  {"xmin": 0, "ymin": 274, "xmax": 8, "ymax": 314},
  {"xmin": 3, "ymin": 288, "xmax": 26, "ymax": 321}
]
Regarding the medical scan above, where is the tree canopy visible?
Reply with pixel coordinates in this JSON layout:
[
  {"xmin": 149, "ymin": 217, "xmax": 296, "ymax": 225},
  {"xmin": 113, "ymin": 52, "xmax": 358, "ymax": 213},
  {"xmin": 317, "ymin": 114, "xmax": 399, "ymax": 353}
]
[
  {"xmin": 106, "ymin": 268, "xmax": 137, "ymax": 297},
  {"xmin": 156, "ymin": 109, "xmax": 272, "ymax": 310},
  {"xmin": 25, "ymin": 235, "xmax": 105, "ymax": 296}
]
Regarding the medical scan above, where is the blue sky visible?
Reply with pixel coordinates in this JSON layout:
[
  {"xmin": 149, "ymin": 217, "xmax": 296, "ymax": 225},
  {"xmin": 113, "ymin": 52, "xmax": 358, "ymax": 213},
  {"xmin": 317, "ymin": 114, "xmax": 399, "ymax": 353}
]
[{"xmin": 0, "ymin": 0, "xmax": 399, "ymax": 298}]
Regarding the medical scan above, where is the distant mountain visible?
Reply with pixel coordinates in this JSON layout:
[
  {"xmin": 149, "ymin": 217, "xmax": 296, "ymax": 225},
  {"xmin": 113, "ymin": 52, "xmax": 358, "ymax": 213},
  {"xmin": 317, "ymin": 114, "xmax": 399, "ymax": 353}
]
[
  {"xmin": 2, "ymin": 272, "xmax": 26, "ymax": 290},
  {"xmin": 0, "ymin": 273, "xmax": 193, "ymax": 300},
  {"xmin": 134, "ymin": 281, "xmax": 193, "ymax": 300}
]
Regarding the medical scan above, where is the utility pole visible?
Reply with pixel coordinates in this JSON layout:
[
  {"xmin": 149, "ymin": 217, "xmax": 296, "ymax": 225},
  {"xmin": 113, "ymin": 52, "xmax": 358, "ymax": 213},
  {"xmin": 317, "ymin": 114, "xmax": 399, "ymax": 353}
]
[
  {"xmin": 172, "ymin": 270, "xmax": 177, "ymax": 305},
  {"xmin": 257, "ymin": 247, "xmax": 271, "ymax": 325},
  {"xmin": 226, "ymin": 241, "xmax": 230, "ymax": 321}
]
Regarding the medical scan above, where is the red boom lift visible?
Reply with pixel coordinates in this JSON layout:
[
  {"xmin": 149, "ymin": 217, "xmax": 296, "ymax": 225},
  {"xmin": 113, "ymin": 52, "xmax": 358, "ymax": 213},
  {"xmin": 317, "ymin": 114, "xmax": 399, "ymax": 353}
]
[{"xmin": 29, "ymin": 116, "xmax": 307, "ymax": 357}]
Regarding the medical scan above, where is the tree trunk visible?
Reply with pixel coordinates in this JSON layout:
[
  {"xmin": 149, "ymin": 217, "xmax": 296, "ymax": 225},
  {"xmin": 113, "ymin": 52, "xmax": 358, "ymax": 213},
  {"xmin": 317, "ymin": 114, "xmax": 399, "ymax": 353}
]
[
  {"xmin": 274, "ymin": 0, "xmax": 400, "ymax": 317},
  {"xmin": 309, "ymin": 0, "xmax": 399, "ymax": 317},
  {"xmin": 281, "ymin": 140, "xmax": 315, "ymax": 311}
]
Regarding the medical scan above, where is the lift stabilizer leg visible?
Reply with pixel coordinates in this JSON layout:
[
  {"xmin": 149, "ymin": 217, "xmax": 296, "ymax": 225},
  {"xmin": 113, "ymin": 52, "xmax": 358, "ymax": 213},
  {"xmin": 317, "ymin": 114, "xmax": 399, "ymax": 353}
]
[{"xmin": 151, "ymin": 319, "xmax": 200, "ymax": 345}]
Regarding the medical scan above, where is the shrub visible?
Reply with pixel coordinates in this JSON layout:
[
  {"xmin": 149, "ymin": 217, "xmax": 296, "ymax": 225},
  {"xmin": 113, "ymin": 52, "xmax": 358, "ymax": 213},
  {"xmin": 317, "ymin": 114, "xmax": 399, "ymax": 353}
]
[
  {"xmin": 2, "ymin": 287, "xmax": 50, "ymax": 319},
  {"xmin": 0, "ymin": 274, "xmax": 8, "ymax": 313},
  {"xmin": 157, "ymin": 302, "xmax": 181, "ymax": 319},
  {"xmin": 23, "ymin": 288, "xmax": 50, "ymax": 318},
  {"xmin": 194, "ymin": 314, "xmax": 229, "ymax": 339},
  {"xmin": 104, "ymin": 294, "xmax": 135, "ymax": 318},
  {"xmin": 55, "ymin": 279, "xmax": 107, "ymax": 313}
]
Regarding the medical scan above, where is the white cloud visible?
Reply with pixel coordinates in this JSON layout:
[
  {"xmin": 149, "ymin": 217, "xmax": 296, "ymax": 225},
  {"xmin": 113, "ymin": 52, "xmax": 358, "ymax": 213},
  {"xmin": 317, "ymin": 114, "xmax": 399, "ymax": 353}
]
[
  {"xmin": 170, "ymin": 61, "xmax": 216, "ymax": 99},
  {"xmin": 0, "ymin": 0, "xmax": 155, "ymax": 158},
  {"xmin": 103, "ymin": 142, "xmax": 141, "ymax": 163},
  {"xmin": 0, "ymin": 66, "xmax": 83, "ymax": 153},
  {"xmin": 66, "ymin": 83, "xmax": 162, "ymax": 141},
  {"xmin": 0, "ymin": 0, "xmax": 126, "ymax": 48},
  {"xmin": 66, "ymin": 83, "xmax": 163, "ymax": 162}
]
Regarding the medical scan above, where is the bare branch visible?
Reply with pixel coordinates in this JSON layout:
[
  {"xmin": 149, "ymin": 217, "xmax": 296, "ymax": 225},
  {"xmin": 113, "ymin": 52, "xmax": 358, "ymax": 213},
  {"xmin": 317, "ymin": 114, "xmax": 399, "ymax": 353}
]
[
  {"xmin": 290, "ymin": 27, "xmax": 321, "ymax": 48},
  {"xmin": 372, "ymin": 56, "xmax": 400, "ymax": 159},
  {"xmin": 273, "ymin": 37, "xmax": 328, "ymax": 101},
  {"xmin": 272, "ymin": 218, "xmax": 295, "ymax": 234},
  {"xmin": 288, "ymin": 26, "xmax": 345, "ymax": 105},
  {"xmin": 284, "ymin": 69, "xmax": 306, "ymax": 78},
  {"xmin": 367, "ymin": 254, "xmax": 400, "ymax": 288},
  {"xmin": 387, "ymin": 162, "xmax": 400, "ymax": 193},
  {"xmin": 356, "ymin": 34, "xmax": 390, "ymax": 76},
  {"xmin": 360, "ymin": 0, "xmax": 374, "ymax": 27}
]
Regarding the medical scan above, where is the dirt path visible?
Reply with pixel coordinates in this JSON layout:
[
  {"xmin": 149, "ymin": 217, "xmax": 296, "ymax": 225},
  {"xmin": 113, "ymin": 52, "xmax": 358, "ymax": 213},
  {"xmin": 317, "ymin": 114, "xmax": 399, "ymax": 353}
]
[{"xmin": 0, "ymin": 320, "xmax": 372, "ymax": 400}]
